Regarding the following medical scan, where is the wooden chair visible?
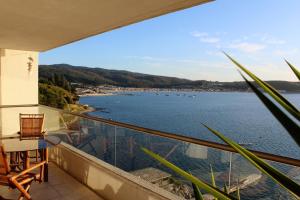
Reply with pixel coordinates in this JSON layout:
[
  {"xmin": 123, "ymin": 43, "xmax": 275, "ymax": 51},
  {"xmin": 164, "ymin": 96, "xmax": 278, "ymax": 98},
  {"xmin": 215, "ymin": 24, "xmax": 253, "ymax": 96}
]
[
  {"xmin": 19, "ymin": 114, "xmax": 45, "ymax": 140},
  {"xmin": 0, "ymin": 145, "xmax": 46, "ymax": 200},
  {"xmin": 18, "ymin": 114, "xmax": 46, "ymax": 164}
]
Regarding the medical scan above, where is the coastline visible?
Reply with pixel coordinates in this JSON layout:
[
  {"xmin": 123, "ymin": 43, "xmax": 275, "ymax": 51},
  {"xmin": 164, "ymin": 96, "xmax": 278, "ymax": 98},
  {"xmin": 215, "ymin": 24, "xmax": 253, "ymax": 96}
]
[
  {"xmin": 77, "ymin": 89, "xmax": 300, "ymax": 116},
  {"xmin": 66, "ymin": 103, "xmax": 96, "ymax": 114},
  {"xmin": 80, "ymin": 105, "xmax": 95, "ymax": 114},
  {"xmin": 77, "ymin": 89, "xmax": 300, "ymax": 97},
  {"xmin": 78, "ymin": 93, "xmax": 115, "ymax": 97}
]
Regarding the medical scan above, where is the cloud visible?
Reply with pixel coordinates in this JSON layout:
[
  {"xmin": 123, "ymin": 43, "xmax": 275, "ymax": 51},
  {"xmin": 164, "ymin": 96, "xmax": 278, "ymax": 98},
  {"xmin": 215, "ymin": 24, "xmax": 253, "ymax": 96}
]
[
  {"xmin": 265, "ymin": 39, "xmax": 286, "ymax": 45},
  {"xmin": 228, "ymin": 42, "xmax": 266, "ymax": 53},
  {"xmin": 205, "ymin": 51, "xmax": 224, "ymax": 57},
  {"xmin": 261, "ymin": 35, "xmax": 286, "ymax": 45},
  {"xmin": 200, "ymin": 37, "xmax": 220, "ymax": 43},
  {"xmin": 273, "ymin": 48, "xmax": 299, "ymax": 56},
  {"xmin": 191, "ymin": 31, "xmax": 220, "ymax": 43},
  {"xmin": 226, "ymin": 34, "xmax": 285, "ymax": 54},
  {"xmin": 190, "ymin": 31, "xmax": 208, "ymax": 37}
]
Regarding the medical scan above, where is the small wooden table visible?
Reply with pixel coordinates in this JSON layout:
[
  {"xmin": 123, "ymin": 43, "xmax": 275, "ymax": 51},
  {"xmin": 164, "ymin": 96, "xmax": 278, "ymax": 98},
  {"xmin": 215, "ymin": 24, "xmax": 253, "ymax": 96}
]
[{"xmin": 0, "ymin": 135, "xmax": 61, "ymax": 182}]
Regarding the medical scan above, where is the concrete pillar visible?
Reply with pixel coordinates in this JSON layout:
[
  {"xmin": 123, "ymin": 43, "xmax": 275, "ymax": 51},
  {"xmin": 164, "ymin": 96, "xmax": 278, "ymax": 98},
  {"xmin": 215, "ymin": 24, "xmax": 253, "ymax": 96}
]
[
  {"xmin": 0, "ymin": 49, "xmax": 39, "ymax": 136},
  {"xmin": 0, "ymin": 49, "xmax": 39, "ymax": 106}
]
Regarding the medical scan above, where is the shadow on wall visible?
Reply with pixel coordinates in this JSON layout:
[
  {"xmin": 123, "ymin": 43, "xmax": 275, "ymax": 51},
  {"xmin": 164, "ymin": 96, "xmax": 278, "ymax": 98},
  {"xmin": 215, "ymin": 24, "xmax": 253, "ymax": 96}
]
[
  {"xmin": 96, "ymin": 183, "xmax": 159, "ymax": 200},
  {"xmin": 0, "ymin": 109, "xmax": 2, "ymax": 139},
  {"xmin": 49, "ymin": 144, "xmax": 172, "ymax": 200},
  {"xmin": 0, "ymin": 106, "xmax": 40, "ymax": 137}
]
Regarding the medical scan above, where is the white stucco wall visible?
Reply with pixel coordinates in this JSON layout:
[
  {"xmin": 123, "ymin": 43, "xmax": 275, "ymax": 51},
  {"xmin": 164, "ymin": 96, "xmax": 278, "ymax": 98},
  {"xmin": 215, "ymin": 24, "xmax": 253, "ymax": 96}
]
[
  {"xmin": 0, "ymin": 105, "xmax": 62, "ymax": 137},
  {"xmin": 0, "ymin": 48, "xmax": 39, "ymax": 137},
  {"xmin": 0, "ymin": 106, "xmax": 39, "ymax": 137},
  {"xmin": 50, "ymin": 143, "xmax": 182, "ymax": 200},
  {"xmin": 0, "ymin": 48, "xmax": 39, "ymax": 105}
]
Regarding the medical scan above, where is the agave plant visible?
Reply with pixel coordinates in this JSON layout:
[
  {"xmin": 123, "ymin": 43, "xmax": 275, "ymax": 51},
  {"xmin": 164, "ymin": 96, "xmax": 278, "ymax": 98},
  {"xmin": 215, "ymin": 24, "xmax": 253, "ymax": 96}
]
[
  {"xmin": 203, "ymin": 124, "xmax": 300, "ymax": 198},
  {"xmin": 143, "ymin": 56, "xmax": 300, "ymax": 199},
  {"xmin": 286, "ymin": 60, "xmax": 300, "ymax": 80},
  {"xmin": 142, "ymin": 147, "xmax": 237, "ymax": 200},
  {"xmin": 192, "ymin": 182, "xmax": 204, "ymax": 200},
  {"xmin": 224, "ymin": 53, "xmax": 300, "ymax": 147}
]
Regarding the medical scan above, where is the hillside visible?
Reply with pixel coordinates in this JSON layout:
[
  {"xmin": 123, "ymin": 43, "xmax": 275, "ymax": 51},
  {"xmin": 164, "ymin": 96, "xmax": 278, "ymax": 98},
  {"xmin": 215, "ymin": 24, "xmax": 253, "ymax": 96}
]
[
  {"xmin": 39, "ymin": 64, "xmax": 300, "ymax": 92},
  {"xmin": 39, "ymin": 64, "xmax": 192, "ymax": 88},
  {"xmin": 39, "ymin": 83, "xmax": 76, "ymax": 108}
]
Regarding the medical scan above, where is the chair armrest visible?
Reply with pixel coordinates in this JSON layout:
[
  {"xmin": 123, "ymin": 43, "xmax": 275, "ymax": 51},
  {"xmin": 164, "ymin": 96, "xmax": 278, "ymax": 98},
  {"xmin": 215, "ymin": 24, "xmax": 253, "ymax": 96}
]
[{"xmin": 10, "ymin": 161, "xmax": 46, "ymax": 181}]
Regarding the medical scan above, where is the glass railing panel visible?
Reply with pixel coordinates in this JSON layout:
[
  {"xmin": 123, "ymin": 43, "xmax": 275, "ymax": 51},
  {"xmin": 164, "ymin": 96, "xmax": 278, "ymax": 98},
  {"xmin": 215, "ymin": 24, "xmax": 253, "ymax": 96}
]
[
  {"xmin": 109, "ymin": 126, "xmax": 298, "ymax": 200},
  {"xmin": 0, "ymin": 105, "xmax": 65, "ymax": 137},
  {"xmin": 51, "ymin": 112, "xmax": 118, "ymax": 166},
  {"xmin": 39, "ymin": 105, "xmax": 67, "ymax": 132},
  {"xmin": 48, "ymin": 108, "xmax": 300, "ymax": 199},
  {"xmin": 0, "ymin": 106, "xmax": 39, "ymax": 137},
  {"xmin": 3, "ymin": 105, "xmax": 299, "ymax": 199},
  {"xmin": 113, "ymin": 127, "xmax": 243, "ymax": 199},
  {"xmin": 261, "ymin": 161, "xmax": 300, "ymax": 199}
]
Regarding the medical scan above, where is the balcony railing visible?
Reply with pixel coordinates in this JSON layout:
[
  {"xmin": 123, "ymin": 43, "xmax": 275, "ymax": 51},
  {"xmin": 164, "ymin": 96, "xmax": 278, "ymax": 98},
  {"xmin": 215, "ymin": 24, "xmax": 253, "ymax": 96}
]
[{"xmin": 1, "ymin": 104, "xmax": 300, "ymax": 199}]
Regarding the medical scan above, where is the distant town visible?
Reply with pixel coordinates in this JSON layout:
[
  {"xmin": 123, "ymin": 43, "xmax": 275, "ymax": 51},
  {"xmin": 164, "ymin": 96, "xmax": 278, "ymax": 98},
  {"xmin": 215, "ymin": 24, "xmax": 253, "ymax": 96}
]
[
  {"xmin": 75, "ymin": 84, "xmax": 249, "ymax": 96},
  {"xmin": 38, "ymin": 64, "xmax": 300, "ymax": 109}
]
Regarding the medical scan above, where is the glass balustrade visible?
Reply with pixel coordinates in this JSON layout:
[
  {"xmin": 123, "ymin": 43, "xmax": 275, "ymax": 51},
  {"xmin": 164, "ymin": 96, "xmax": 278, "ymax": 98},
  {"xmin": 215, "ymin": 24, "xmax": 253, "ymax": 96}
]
[{"xmin": 0, "ymin": 105, "xmax": 299, "ymax": 199}]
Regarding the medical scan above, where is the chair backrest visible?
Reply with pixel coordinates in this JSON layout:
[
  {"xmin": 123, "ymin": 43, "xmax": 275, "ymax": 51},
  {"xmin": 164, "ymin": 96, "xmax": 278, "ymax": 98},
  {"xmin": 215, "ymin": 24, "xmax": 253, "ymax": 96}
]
[
  {"xmin": 0, "ymin": 145, "xmax": 10, "ymax": 175},
  {"xmin": 19, "ymin": 114, "xmax": 45, "ymax": 139}
]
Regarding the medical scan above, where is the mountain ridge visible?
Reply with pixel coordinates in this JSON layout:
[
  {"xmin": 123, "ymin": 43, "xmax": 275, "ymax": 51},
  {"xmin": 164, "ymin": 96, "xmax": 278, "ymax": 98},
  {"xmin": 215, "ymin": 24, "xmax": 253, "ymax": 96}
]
[{"xmin": 39, "ymin": 64, "xmax": 300, "ymax": 92}]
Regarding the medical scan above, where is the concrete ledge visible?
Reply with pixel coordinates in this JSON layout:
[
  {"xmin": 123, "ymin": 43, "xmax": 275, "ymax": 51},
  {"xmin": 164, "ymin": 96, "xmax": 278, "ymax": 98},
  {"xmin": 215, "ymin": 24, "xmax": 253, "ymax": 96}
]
[{"xmin": 49, "ymin": 142, "xmax": 182, "ymax": 200}]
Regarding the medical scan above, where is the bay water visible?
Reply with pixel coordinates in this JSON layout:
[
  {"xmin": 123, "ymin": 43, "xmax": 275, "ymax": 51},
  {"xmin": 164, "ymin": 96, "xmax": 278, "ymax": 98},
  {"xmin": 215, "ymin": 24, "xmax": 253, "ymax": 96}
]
[{"xmin": 80, "ymin": 92, "xmax": 300, "ymax": 159}]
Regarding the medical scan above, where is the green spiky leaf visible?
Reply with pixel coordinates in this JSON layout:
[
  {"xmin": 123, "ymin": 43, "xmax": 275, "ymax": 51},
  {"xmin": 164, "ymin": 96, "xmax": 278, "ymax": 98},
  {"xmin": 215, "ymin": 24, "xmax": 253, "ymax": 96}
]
[
  {"xmin": 236, "ymin": 182, "xmax": 241, "ymax": 200},
  {"xmin": 285, "ymin": 60, "xmax": 300, "ymax": 80},
  {"xmin": 190, "ymin": 171, "xmax": 205, "ymax": 200},
  {"xmin": 142, "ymin": 147, "xmax": 236, "ymax": 200},
  {"xmin": 203, "ymin": 124, "xmax": 300, "ymax": 197},
  {"xmin": 210, "ymin": 165, "xmax": 218, "ymax": 200},
  {"xmin": 224, "ymin": 184, "xmax": 229, "ymax": 194},
  {"xmin": 210, "ymin": 165, "xmax": 217, "ymax": 187},
  {"xmin": 192, "ymin": 183, "xmax": 204, "ymax": 200},
  {"xmin": 241, "ymin": 73, "xmax": 300, "ymax": 147},
  {"xmin": 224, "ymin": 52, "xmax": 300, "ymax": 121}
]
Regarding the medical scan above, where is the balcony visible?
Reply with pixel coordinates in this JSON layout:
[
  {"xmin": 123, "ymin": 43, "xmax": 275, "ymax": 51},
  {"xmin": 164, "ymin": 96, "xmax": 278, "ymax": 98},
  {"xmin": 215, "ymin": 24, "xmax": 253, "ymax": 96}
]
[
  {"xmin": 1, "ymin": 104, "xmax": 300, "ymax": 199},
  {"xmin": 0, "ymin": 163, "xmax": 103, "ymax": 200}
]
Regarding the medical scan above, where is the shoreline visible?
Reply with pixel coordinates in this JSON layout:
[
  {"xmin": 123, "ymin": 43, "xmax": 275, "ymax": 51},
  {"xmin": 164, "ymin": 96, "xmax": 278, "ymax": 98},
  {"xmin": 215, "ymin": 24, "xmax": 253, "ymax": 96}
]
[
  {"xmin": 77, "ymin": 89, "xmax": 300, "ymax": 115},
  {"xmin": 77, "ymin": 89, "xmax": 300, "ymax": 97},
  {"xmin": 80, "ymin": 105, "xmax": 96, "ymax": 114},
  {"xmin": 78, "ymin": 93, "xmax": 115, "ymax": 97}
]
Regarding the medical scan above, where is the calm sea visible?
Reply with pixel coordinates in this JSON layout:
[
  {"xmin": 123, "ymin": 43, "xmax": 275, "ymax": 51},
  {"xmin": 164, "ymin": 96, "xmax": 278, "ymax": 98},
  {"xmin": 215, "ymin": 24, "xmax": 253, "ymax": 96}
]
[{"xmin": 79, "ymin": 92, "xmax": 300, "ymax": 159}]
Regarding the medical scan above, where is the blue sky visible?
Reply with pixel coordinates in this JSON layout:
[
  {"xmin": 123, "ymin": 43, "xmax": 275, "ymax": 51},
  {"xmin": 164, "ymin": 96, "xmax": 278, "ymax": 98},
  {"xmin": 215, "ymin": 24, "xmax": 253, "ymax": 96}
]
[{"xmin": 40, "ymin": 0, "xmax": 300, "ymax": 81}]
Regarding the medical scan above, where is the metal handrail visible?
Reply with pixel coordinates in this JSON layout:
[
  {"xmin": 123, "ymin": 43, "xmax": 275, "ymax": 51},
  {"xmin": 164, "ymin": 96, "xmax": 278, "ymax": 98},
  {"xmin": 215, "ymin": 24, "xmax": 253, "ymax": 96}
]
[
  {"xmin": 39, "ymin": 105, "xmax": 300, "ymax": 167},
  {"xmin": 0, "ymin": 104, "xmax": 38, "ymax": 108},
  {"xmin": 2, "ymin": 104, "xmax": 300, "ymax": 167}
]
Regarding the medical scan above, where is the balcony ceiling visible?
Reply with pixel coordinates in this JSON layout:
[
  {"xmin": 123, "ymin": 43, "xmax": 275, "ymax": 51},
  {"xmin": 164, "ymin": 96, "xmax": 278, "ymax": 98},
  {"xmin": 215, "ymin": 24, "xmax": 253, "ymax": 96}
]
[{"xmin": 0, "ymin": 0, "xmax": 212, "ymax": 52}]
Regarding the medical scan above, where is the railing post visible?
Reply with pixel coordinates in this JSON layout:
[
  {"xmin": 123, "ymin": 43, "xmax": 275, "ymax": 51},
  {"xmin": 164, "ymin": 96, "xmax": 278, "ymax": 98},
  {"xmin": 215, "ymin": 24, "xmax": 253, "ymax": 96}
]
[{"xmin": 114, "ymin": 126, "xmax": 117, "ymax": 167}]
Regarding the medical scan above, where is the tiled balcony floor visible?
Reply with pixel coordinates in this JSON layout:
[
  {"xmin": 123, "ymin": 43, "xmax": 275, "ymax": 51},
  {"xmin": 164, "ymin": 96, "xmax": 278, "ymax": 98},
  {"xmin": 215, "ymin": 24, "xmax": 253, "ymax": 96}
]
[{"xmin": 0, "ymin": 162, "xmax": 104, "ymax": 200}]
